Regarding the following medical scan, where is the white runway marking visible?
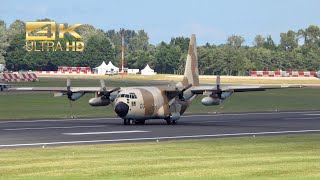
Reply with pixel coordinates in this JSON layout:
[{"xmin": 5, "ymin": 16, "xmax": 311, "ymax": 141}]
[
  {"xmin": 186, "ymin": 120, "xmax": 241, "ymax": 124},
  {"xmin": 3, "ymin": 125, "xmax": 106, "ymax": 131},
  {"xmin": 285, "ymin": 117, "xmax": 320, "ymax": 120},
  {"xmin": 303, "ymin": 114, "xmax": 320, "ymax": 116},
  {"xmin": 63, "ymin": 130, "xmax": 150, "ymax": 135},
  {"xmin": 1, "ymin": 129, "xmax": 319, "ymax": 148}
]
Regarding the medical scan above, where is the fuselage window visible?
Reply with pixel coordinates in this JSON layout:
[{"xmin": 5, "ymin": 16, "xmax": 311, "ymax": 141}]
[{"xmin": 125, "ymin": 94, "xmax": 129, "ymax": 98}]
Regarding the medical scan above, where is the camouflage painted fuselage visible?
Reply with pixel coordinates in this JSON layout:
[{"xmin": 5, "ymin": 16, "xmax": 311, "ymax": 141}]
[{"xmin": 113, "ymin": 86, "xmax": 194, "ymax": 120}]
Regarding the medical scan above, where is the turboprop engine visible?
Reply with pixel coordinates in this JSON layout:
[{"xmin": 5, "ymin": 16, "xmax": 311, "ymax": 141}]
[
  {"xmin": 201, "ymin": 96, "xmax": 221, "ymax": 106},
  {"xmin": 201, "ymin": 76, "xmax": 234, "ymax": 106},
  {"xmin": 88, "ymin": 80, "xmax": 120, "ymax": 107},
  {"xmin": 201, "ymin": 91, "xmax": 233, "ymax": 106},
  {"xmin": 88, "ymin": 96, "xmax": 111, "ymax": 106},
  {"xmin": 69, "ymin": 92, "xmax": 85, "ymax": 101}
]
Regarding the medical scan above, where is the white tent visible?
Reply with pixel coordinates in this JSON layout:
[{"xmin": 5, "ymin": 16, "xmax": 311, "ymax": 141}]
[
  {"xmin": 141, "ymin": 64, "xmax": 156, "ymax": 75},
  {"xmin": 106, "ymin": 61, "xmax": 119, "ymax": 75},
  {"xmin": 95, "ymin": 61, "xmax": 119, "ymax": 75}
]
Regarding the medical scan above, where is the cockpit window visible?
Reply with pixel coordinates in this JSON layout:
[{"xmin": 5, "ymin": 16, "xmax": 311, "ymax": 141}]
[
  {"xmin": 129, "ymin": 93, "xmax": 137, "ymax": 99},
  {"xmin": 117, "ymin": 93, "xmax": 137, "ymax": 99}
]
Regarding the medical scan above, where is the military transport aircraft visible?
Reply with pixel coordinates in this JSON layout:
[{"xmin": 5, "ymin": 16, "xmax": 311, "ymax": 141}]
[{"xmin": 9, "ymin": 35, "xmax": 302, "ymax": 125}]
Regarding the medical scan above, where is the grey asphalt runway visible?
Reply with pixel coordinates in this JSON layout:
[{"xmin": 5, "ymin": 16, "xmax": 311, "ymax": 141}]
[{"xmin": 1, "ymin": 111, "xmax": 320, "ymax": 149}]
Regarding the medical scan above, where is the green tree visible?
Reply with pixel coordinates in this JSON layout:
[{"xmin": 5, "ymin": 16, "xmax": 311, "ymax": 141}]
[
  {"xmin": 0, "ymin": 23, "xmax": 9, "ymax": 64},
  {"xmin": 279, "ymin": 30, "xmax": 298, "ymax": 51},
  {"xmin": 154, "ymin": 42, "xmax": 181, "ymax": 74},
  {"xmin": 6, "ymin": 33, "xmax": 27, "ymax": 70},
  {"xmin": 263, "ymin": 35, "xmax": 277, "ymax": 50},
  {"xmin": 170, "ymin": 37, "xmax": 190, "ymax": 52},
  {"xmin": 227, "ymin": 35, "xmax": 245, "ymax": 48},
  {"xmin": 253, "ymin": 35, "xmax": 265, "ymax": 48},
  {"xmin": 80, "ymin": 31, "xmax": 115, "ymax": 68}
]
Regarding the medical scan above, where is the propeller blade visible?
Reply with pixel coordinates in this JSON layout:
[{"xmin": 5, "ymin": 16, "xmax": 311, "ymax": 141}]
[
  {"xmin": 216, "ymin": 75, "xmax": 220, "ymax": 89},
  {"xmin": 215, "ymin": 75, "xmax": 222, "ymax": 99},
  {"xmin": 178, "ymin": 84, "xmax": 192, "ymax": 100},
  {"xmin": 66, "ymin": 78, "xmax": 72, "ymax": 100},
  {"xmin": 54, "ymin": 92, "xmax": 64, "ymax": 97},
  {"xmin": 67, "ymin": 78, "xmax": 71, "ymax": 90},
  {"xmin": 109, "ymin": 87, "xmax": 121, "ymax": 93},
  {"xmin": 100, "ymin": 79, "xmax": 106, "ymax": 91},
  {"xmin": 181, "ymin": 84, "xmax": 192, "ymax": 93}
]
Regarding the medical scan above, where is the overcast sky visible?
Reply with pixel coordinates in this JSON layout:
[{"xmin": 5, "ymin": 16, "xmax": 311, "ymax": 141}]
[{"xmin": 1, "ymin": 0, "xmax": 319, "ymax": 45}]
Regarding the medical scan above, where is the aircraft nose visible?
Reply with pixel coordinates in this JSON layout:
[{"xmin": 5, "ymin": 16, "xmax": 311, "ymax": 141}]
[{"xmin": 114, "ymin": 102, "xmax": 129, "ymax": 118}]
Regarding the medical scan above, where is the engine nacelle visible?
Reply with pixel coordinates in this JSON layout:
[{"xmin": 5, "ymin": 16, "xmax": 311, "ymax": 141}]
[
  {"xmin": 88, "ymin": 96, "xmax": 111, "ymax": 106},
  {"xmin": 201, "ymin": 96, "xmax": 221, "ymax": 106},
  {"xmin": 170, "ymin": 112, "xmax": 180, "ymax": 120},
  {"xmin": 70, "ymin": 92, "xmax": 85, "ymax": 101},
  {"xmin": 165, "ymin": 112, "xmax": 181, "ymax": 121},
  {"xmin": 221, "ymin": 91, "xmax": 233, "ymax": 100}
]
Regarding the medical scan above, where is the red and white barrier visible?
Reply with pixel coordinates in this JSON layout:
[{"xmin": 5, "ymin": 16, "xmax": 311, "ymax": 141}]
[
  {"xmin": 250, "ymin": 70, "xmax": 316, "ymax": 77},
  {"xmin": 0, "ymin": 73, "xmax": 38, "ymax": 82},
  {"xmin": 57, "ymin": 66, "xmax": 91, "ymax": 74},
  {"xmin": 38, "ymin": 71, "xmax": 95, "ymax": 75},
  {"xmin": 19, "ymin": 72, "xmax": 39, "ymax": 82}
]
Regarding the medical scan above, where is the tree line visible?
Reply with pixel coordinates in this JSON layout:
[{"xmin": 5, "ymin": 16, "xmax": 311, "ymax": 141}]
[{"xmin": 0, "ymin": 19, "xmax": 320, "ymax": 75}]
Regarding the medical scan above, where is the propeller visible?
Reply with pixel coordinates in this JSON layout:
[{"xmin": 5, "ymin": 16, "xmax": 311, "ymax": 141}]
[
  {"xmin": 65, "ymin": 78, "xmax": 74, "ymax": 118},
  {"xmin": 100, "ymin": 79, "xmax": 120, "ymax": 99},
  {"xmin": 177, "ymin": 83, "xmax": 192, "ymax": 100}
]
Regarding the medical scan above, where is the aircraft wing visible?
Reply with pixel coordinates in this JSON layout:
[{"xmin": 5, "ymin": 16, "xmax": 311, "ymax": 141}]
[
  {"xmin": 0, "ymin": 83, "xmax": 14, "ymax": 91},
  {"xmin": 8, "ymin": 87, "xmax": 118, "ymax": 93},
  {"xmin": 190, "ymin": 84, "xmax": 303, "ymax": 94}
]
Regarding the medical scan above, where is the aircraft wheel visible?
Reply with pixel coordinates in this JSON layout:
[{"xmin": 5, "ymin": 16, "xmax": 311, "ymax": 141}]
[
  {"xmin": 127, "ymin": 119, "xmax": 132, "ymax": 125},
  {"xmin": 172, "ymin": 120, "xmax": 177, "ymax": 125},
  {"xmin": 136, "ymin": 120, "xmax": 145, "ymax": 125},
  {"xmin": 123, "ymin": 119, "xmax": 128, "ymax": 125},
  {"xmin": 166, "ymin": 119, "xmax": 172, "ymax": 125}
]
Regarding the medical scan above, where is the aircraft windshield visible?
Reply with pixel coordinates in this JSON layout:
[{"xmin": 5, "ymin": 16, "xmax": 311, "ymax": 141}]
[{"xmin": 117, "ymin": 93, "xmax": 137, "ymax": 99}]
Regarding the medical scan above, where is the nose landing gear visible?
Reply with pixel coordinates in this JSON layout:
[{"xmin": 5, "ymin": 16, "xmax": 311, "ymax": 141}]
[{"xmin": 123, "ymin": 119, "xmax": 145, "ymax": 125}]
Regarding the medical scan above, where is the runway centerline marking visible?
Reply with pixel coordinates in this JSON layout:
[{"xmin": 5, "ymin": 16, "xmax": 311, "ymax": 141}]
[
  {"xmin": 3, "ymin": 125, "xmax": 106, "ymax": 131},
  {"xmin": 63, "ymin": 130, "xmax": 150, "ymax": 135},
  {"xmin": 1, "ymin": 129, "xmax": 320, "ymax": 148}
]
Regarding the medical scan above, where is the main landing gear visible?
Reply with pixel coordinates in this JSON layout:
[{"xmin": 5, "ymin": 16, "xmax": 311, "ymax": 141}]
[
  {"xmin": 165, "ymin": 119, "xmax": 177, "ymax": 125},
  {"xmin": 123, "ymin": 119, "xmax": 145, "ymax": 125}
]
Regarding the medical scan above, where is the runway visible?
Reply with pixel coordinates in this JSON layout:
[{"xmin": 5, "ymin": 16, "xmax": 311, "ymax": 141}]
[{"xmin": 1, "ymin": 111, "xmax": 320, "ymax": 148}]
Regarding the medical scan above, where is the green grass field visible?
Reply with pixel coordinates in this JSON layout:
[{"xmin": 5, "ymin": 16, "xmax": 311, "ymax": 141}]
[
  {"xmin": 1, "ymin": 80, "xmax": 320, "ymax": 120},
  {"xmin": 0, "ymin": 134, "xmax": 320, "ymax": 179}
]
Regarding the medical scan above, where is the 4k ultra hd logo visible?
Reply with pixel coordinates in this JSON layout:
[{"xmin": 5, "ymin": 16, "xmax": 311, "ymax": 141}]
[{"xmin": 25, "ymin": 21, "xmax": 84, "ymax": 52}]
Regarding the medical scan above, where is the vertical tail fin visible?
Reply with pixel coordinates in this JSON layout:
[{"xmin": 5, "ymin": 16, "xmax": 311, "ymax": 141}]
[{"xmin": 178, "ymin": 34, "xmax": 199, "ymax": 87}]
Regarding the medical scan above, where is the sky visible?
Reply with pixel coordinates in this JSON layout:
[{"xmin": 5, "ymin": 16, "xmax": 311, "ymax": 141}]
[{"xmin": 0, "ymin": 0, "xmax": 319, "ymax": 46}]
